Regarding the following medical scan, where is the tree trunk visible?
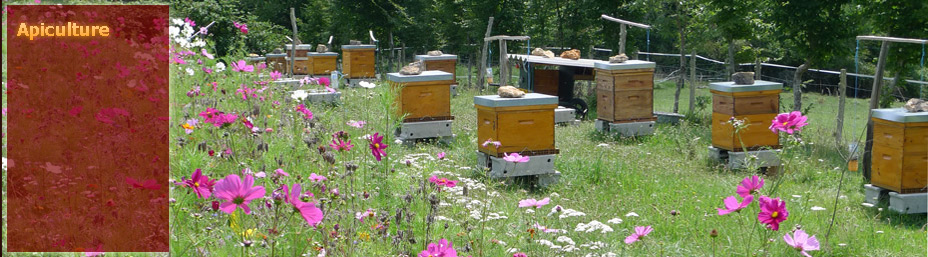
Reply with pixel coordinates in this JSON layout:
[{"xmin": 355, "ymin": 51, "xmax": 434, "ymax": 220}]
[
  {"xmin": 727, "ymin": 38, "xmax": 736, "ymax": 77},
  {"xmin": 673, "ymin": 15, "xmax": 686, "ymax": 113},
  {"xmin": 477, "ymin": 17, "xmax": 494, "ymax": 90},
  {"xmin": 792, "ymin": 60, "xmax": 809, "ymax": 111},
  {"xmin": 863, "ymin": 41, "xmax": 890, "ymax": 182},
  {"xmin": 689, "ymin": 51, "xmax": 696, "ymax": 113}
]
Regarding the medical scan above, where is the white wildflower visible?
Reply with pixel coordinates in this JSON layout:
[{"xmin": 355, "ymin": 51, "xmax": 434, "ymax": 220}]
[
  {"xmin": 291, "ymin": 90, "xmax": 309, "ymax": 101},
  {"xmin": 215, "ymin": 62, "xmax": 226, "ymax": 72},
  {"xmin": 536, "ymin": 239, "xmax": 561, "ymax": 250},
  {"xmin": 861, "ymin": 203, "xmax": 875, "ymax": 208},
  {"xmin": 556, "ymin": 236, "xmax": 575, "ymax": 246},
  {"xmin": 358, "ymin": 81, "xmax": 376, "ymax": 88},
  {"xmin": 185, "ymin": 67, "xmax": 195, "ymax": 76},
  {"xmin": 607, "ymin": 218, "xmax": 623, "ymax": 224},
  {"xmin": 810, "ymin": 206, "xmax": 826, "ymax": 211},
  {"xmin": 575, "ymin": 220, "xmax": 613, "ymax": 233},
  {"xmin": 625, "ymin": 212, "xmax": 639, "ymax": 217}
]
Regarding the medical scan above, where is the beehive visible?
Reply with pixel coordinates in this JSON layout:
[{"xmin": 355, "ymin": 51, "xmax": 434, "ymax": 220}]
[
  {"xmin": 265, "ymin": 53, "xmax": 287, "ymax": 73},
  {"xmin": 245, "ymin": 56, "xmax": 265, "ymax": 66},
  {"xmin": 594, "ymin": 60, "xmax": 657, "ymax": 123},
  {"xmin": 870, "ymin": 108, "xmax": 928, "ymax": 194},
  {"xmin": 709, "ymin": 80, "xmax": 782, "ymax": 151},
  {"xmin": 532, "ymin": 68, "xmax": 559, "ymax": 96},
  {"xmin": 285, "ymin": 44, "xmax": 314, "ymax": 57},
  {"xmin": 342, "ymin": 44, "xmax": 376, "ymax": 79},
  {"xmin": 475, "ymin": 93, "xmax": 558, "ymax": 157},
  {"xmin": 415, "ymin": 54, "xmax": 457, "ymax": 82},
  {"xmin": 387, "ymin": 71, "xmax": 454, "ymax": 122},
  {"xmin": 287, "ymin": 57, "xmax": 311, "ymax": 75},
  {"xmin": 306, "ymin": 52, "xmax": 338, "ymax": 75}
]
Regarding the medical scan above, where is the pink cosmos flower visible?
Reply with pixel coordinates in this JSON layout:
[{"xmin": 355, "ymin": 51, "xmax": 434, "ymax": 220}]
[
  {"xmin": 356, "ymin": 208, "xmax": 376, "ymax": 222},
  {"xmin": 419, "ymin": 238, "xmax": 457, "ymax": 257},
  {"xmin": 274, "ymin": 169, "xmax": 289, "ymax": 177},
  {"xmin": 201, "ymin": 48, "xmax": 214, "ymax": 59},
  {"xmin": 533, "ymin": 223, "xmax": 564, "ymax": 233},
  {"xmin": 769, "ymin": 111, "xmax": 809, "ymax": 134},
  {"xmin": 482, "ymin": 138, "xmax": 501, "ymax": 149},
  {"xmin": 436, "ymin": 152, "xmax": 446, "ymax": 160},
  {"xmin": 736, "ymin": 175, "xmax": 764, "ymax": 198},
  {"xmin": 231, "ymin": 60, "xmax": 254, "ymax": 72},
  {"xmin": 198, "ymin": 26, "xmax": 208, "ymax": 35},
  {"xmin": 429, "ymin": 175, "xmax": 458, "ymax": 188},
  {"xmin": 282, "ymin": 183, "xmax": 324, "ymax": 227},
  {"xmin": 233, "ymin": 21, "xmax": 248, "ymax": 34},
  {"xmin": 175, "ymin": 168, "xmax": 216, "ymax": 199},
  {"xmin": 308, "ymin": 173, "xmax": 327, "ymax": 182},
  {"xmin": 757, "ymin": 196, "xmax": 788, "ymax": 231},
  {"xmin": 783, "ymin": 229, "xmax": 820, "ymax": 257},
  {"xmin": 624, "ymin": 225, "xmax": 653, "ymax": 244},
  {"xmin": 513, "ymin": 253, "xmax": 527, "ymax": 257},
  {"xmin": 369, "ymin": 132, "xmax": 388, "ymax": 161},
  {"xmin": 503, "ymin": 153, "xmax": 530, "ymax": 163},
  {"xmin": 330, "ymin": 138, "xmax": 354, "ymax": 151},
  {"xmin": 317, "ymin": 77, "xmax": 331, "ymax": 87},
  {"xmin": 199, "ymin": 108, "xmax": 238, "ymax": 127},
  {"xmin": 717, "ymin": 195, "xmax": 753, "ymax": 215},
  {"xmin": 269, "ymin": 70, "xmax": 282, "ymax": 81},
  {"xmin": 347, "ymin": 120, "xmax": 366, "ymax": 128},
  {"xmin": 184, "ymin": 17, "xmax": 195, "ymax": 27},
  {"xmin": 126, "ymin": 177, "xmax": 160, "ymax": 190},
  {"xmin": 518, "ymin": 197, "xmax": 550, "ymax": 208},
  {"xmin": 295, "ymin": 104, "xmax": 314, "ymax": 120},
  {"xmin": 242, "ymin": 118, "xmax": 259, "ymax": 133},
  {"xmin": 214, "ymin": 174, "xmax": 265, "ymax": 214}
]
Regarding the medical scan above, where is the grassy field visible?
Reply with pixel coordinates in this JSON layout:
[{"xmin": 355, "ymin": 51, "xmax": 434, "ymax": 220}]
[{"xmin": 2, "ymin": 11, "xmax": 926, "ymax": 257}]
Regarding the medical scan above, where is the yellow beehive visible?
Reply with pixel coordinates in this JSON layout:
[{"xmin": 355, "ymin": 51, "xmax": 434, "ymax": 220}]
[
  {"xmin": 342, "ymin": 45, "xmax": 376, "ymax": 79},
  {"xmin": 870, "ymin": 108, "xmax": 928, "ymax": 194},
  {"xmin": 415, "ymin": 54, "xmax": 457, "ymax": 83},
  {"xmin": 388, "ymin": 71, "xmax": 454, "ymax": 122},
  {"xmin": 306, "ymin": 52, "xmax": 338, "ymax": 75},
  {"xmin": 709, "ymin": 81, "xmax": 783, "ymax": 152},
  {"xmin": 475, "ymin": 93, "xmax": 558, "ymax": 157}
]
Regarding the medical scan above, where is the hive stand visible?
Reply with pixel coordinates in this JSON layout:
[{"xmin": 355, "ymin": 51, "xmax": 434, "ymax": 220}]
[
  {"xmin": 475, "ymin": 93, "xmax": 560, "ymax": 187},
  {"xmin": 415, "ymin": 54, "xmax": 459, "ymax": 96},
  {"xmin": 342, "ymin": 44, "xmax": 377, "ymax": 87},
  {"xmin": 864, "ymin": 184, "xmax": 927, "ymax": 214},
  {"xmin": 707, "ymin": 80, "xmax": 783, "ymax": 170},
  {"xmin": 273, "ymin": 79, "xmax": 341, "ymax": 104},
  {"xmin": 593, "ymin": 60, "xmax": 657, "ymax": 137},
  {"xmin": 388, "ymin": 71, "xmax": 455, "ymax": 144},
  {"xmin": 555, "ymin": 106, "xmax": 580, "ymax": 125}
]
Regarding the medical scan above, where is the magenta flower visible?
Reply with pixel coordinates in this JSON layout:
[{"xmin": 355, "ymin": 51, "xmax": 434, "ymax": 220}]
[
  {"xmin": 308, "ymin": 173, "xmax": 327, "ymax": 182},
  {"xmin": 347, "ymin": 120, "xmax": 366, "ymax": 128},
  {"xmin": 214, "ymin": 174, "xmax": 265, "ymax": 214},
  {"xmin": 757, "ymin": 196, "xmax": 788, "ymax": 231},
  {"xmin": 330, "ymin": 138, "xmax": 353, "ymax": 151},
  {"xmin": 482, "ymin": 138, "xmax": 501, "ymax": 149},
  {"xmin": 769, "ymin": 111, "xmax": 809, "ymax": 134},
  {"xmin": 783, "ymin": 229, "xmax": 820, "ymax": 257},
  {"xmin": 369, "ymin": 132, "xmax": 388, "ymax": 161},
  {"xmin": 274, "ymin": 169, "xmax": 290, "ymax": 177},
  {"xmin": 436, "ymin": 152, "xmax": 446, "ymax": 160},
  {"xmin": 317, "ymin": 77, "xmax": 331, "ymax": 87},
  {"xmin": 717, "ymin": 195, "xmax": 753, "ymax": 215},
  {"xmin": 199, "ymin": 108, "xmax": 238, "ymax": 127},
  {"xmin": 201, "ymin": 48, "xmax": 214, "ymax": 59},
  {"xmin": 518, "ymin": 197, "xmax": 550, "ymax": 208},
  {"xmin": 428, "ymin": 175, "xmax": 458, "ymax": 188},
  {"xmin": 182, "ymin": 119, "xmax": 198, "ymax": 134},
  {"xmin": 418, "ymin": 238, "xmax": 457, "ymax": 257},
  {"xmin": 295, "ymin": 104, "xmax": 314, "ymax": 120},
  {"xmin": 513, "ymin": 253, "xmax": 527, "ymax": 257},
  {"xmin": 233, "ymin": 21, "xmax": 248, "ymax": 34},
  {"xmin": 624, "ymin": 225, "xmax": 654, "ymax": 244},
  {"xmin": 176, "ymin": 169, "xmax": 216, "ymax": 199},
  {"xmin": 269, "ymin": 70, "xmax": 282, "ymax": 81},
  {"xmin": 184, "ymin": 17, "xmax": 195, "ymax": 27},
  {"xmin": 231, "ymin": 60, "xmax": 254, "ymax": 72},
  {"xmin": 736, "ymin": 175, "xmax": 764, "ymax": 197},
  {"xmin": 503, "ymin": 152, "xmax": 530, "ymax": 163},
  {"xmin": 282, "ymin": 183, "xmax": 324, "ymax": 227}
]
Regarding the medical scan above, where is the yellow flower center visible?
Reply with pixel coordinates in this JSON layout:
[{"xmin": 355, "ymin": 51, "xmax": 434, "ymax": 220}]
[
  {"xmin": 194, "ymin": 182, "xmax": 200, "ymax": 187},
  {"xmin": 771, "ymin": 211, "xmax": 779, "ymax": 218},
  {"xmin": 374, "ymin": 143, "xmax": 380, "ymax": 148},
  {"xmin": 782, "ymin": 121, "xmax": 788, "ymax": 126}
]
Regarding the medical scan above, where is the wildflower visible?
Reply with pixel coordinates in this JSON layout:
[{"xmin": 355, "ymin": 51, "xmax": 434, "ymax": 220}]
[
  {"xmin": 201, "ymin": 48, "xmax": 214, "ymax": 59},
  {"xmin": 574, "ymin": 220, "xmax": 613, "ymax": 233},
  {"xmin": 199, "ymin": 108, "xmax": 237, "ymax": 127},
  {"xmin": 214, "ymin": 174, "xmax": 265, "ymax": 214},
  {"xmin": 292, "ymin": 90, "xmax": 309, "ymax": 101},
  {"xmin": 356, "ymin": 209, "xmax": 375, "ymax": 222},
  {"xmin": 283, "ymin": 183, "xmax": 324, "ymax": 227},
  {"xmin": 231, "ymin": 60, "xmax": 254, "ymax": 73},
  {"xmin": 783, "ymin": 229, "xmax": 820, "ymax": 257},
  {"xmin": 182, "ymin": 119, "xmax": 198, "ymax": 134},
  {"xmin": 810, "ymin": 206, "xmax": 826, "ymax": 211},
  {"xmin": 358, "ymin": 81, "xmax": 376, "ymax": 88},
  {"xmin": 269, "ymin": 70, "xmax": 282, "ymax": 81},
  {"xmin": 295, "ymin": 104, "xmax": 314, "ymax": 120},
  {"xmin": 717, "ymin": 195, "xmax": 753, "ymax": 215},
  {"xmin": 233, "ymin": 21, "xmax": 248, "ymax": 34},
  {"xmin": 369, "ymin": 133, "xmax": 388, "ymax": 161},
  {"xmin": 769, "ymin": 111, "xmax": 809, "ymax": 134},
  {"xmin": 215, "ymin": 62, "xmax": 226, "ymax": 72},
  {"xmin": 274, "ymin": 169, "xmax": 289, "ymax": 177},
  {"xmin": 518, "ymin": 197, "xmax": 550, "ymax": 208},
  {"xmin": 184, "ymin": 17, "xmax": 195, "ymax": 27},
  {"xmin": 757, "ymin": 196, "xmax": 788, "ymax": 231},
  {"xmin": 317, "ymin": 77, "xmax": 331, "ymax": 87},
  {"xmin": 429, "ymin": 175, "xmax": 458, "ymax": 188},
  {"xmin": 503, "ymin": 153, "xmax": 530, "ymax": 163},
  {"xmin": 176, "ymin": 168, "xmax": 216, "ymax": 198},
  {"xmin": 436, "ymin": 152, "xmax": 446, "ymax": 160},
  {"xmin": 418, "ymin": 238, "xmax": 457, "ymax": 257},
  {"xmin": 126, "ymin": 177, "xmax": 160, "ymax": 190},
  {"xmin": 309, "ymin": 173, "xmax": 327, "ymax": 182},
  {"xmin": 330, "ymin": 137, "xmax": 353, "ymax": 151},
  {"xmin": 534, "ymin": 223, "xmax": 564, "ymax": 233},
  {"xmin": 514, "ymin": 253, "xmax": 528, "ymax": 257},
  {"xmin": 347, "ymin": 120, "xmax": 366, "ymax": 128},
  {"xmin": 624, "ymin": 226, "xmax": 653, "ymax": 244},
  {"xmin": 736, "ymin": 175, "xmax": 764, "ymax": 198},
  {"xmin": 482, "ymin": 138, "xmax": 501, "ymax": 149}
]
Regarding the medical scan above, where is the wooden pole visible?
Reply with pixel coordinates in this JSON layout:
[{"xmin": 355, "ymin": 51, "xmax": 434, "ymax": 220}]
[
  {"xmin": 499, "ymin": 39, "xmax": 508, "ymax": 86},
  {"xmin": 619, "ymin": 24, "xmax": 627, "ymax": 54},
  {"xmin": 389, "ymin": 31, "xmax": 395, "ymax": 71},
  {"xmin": 689, "ymin": 51, "xmax": 696, "ymax": 113},
  {"xmin": 863, "ymin": 41, "xmax": 890, "ymax": 181},
  {"xmin": 755, "ymin": 59, "xmax": 762, "ymax": 80},
  {"xmin": 289, "ymin": 8, "xmax": 298, "ymax": 78},
  {"xmin": 835, "ymin": 69, "xmax": 847, "ymax": 145},
  {"xmin": 477, "ymin": 17, "xmax": 495, "ymax": 90}
]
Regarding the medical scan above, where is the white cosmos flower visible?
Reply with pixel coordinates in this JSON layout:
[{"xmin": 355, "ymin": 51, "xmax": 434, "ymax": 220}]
[
  {"xmin": 291, "ymin": 90, "xmax": 309, "ymax": 101},
  {"xmin": 358, "ymin": 81, "xmax": 376, "ymax": 88},
  {"xmin": 215, "ymin": 62, "xmax": 226, "ymax": 72},
  {"xmin": 185, "ymin": 67, "xmax": 195, "ymax": 76},
  {"xmin": 607, "ymin": 218, "xmax": 623, "ymax": 224}
]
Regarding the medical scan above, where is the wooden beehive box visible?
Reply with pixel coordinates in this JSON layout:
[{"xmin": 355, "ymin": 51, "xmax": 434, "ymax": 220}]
[
  {"xmin": 342, "ymin": 44, "xmax": 376, "ymax": 79},
  {"xmin": 266, "ymin": 53, "xmax": 287, "ymax": 73},
  {"xmin": 387, "ymin": 70, "xmax": 454, "ymax": 122},
  {"xmin": 709, "ymin": 80, "xmax": 782, "ymax": 151},
  {"xmin": 594, "ymin": 60, "xmax": 656, "ymax": 122},
  {"xmin": 287, "ymin": 57, "xmax": 311, "ymax": 75},
  {"xmin": 870, "ymin": 108, "xmax": 928, "ymax": 194},
  {"xmin": 532, "ymin": 67, "xmax": 560, "ymax": 96},
  {"xmin": 306, "ymin": 52, "xmax": 338, "ymax": 75},
  {"xmin": 285, "ymin": 44, "xmax": 314, "ymax": 57},
  {"xmin": 415, "ymin": 54, "xmax": 458, "ymax": 82},
  {"xmin": 475, "ymin": 93, "xmax": 558, "ymax": 157}
]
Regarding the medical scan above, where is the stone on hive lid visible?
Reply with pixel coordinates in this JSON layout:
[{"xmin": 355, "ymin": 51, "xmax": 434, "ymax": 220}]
[
  {"xmin": 609, "ymin": 53, "xmax": 629, "ymax": 63},
  {"xmin": 399, "ymin": 61, "xmax": 424, "ymax": 75},
  {"xmin": 248, "ymin": 53, "xmax": 259, "ymax": 57},
  {"xmin": 272, "ymin": 48, "xmax": 283, "ymax": 54},
  {"xmin": 498, "ymin": 86, "xmax": 525, "ymax": 98},
  {"xmin": 428, "ymin": 50, "xmax": 443, "ymax": 56},
  {"xmin": 560, "ymin": 49, "xmax": 581, "ymax": 60},
  {"xmin": 316, "ymin": 44, "xmax": 328, "ymax": 53},
  {"xmin": 349, "ymin": 40, "xmax": 361, "ymax": 45},
  {"xmin": 904, "ymin": 98, "xmax": 928, "ymax": 113},
  {"xmin": 732, "ymin": 72, "xmax": 755, "ymax": 85}
]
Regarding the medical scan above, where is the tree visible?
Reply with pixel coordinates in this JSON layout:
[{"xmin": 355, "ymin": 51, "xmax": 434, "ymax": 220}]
[{"xmin": 707, "ymin": 0, "xmax": 755, "ymax": 76}]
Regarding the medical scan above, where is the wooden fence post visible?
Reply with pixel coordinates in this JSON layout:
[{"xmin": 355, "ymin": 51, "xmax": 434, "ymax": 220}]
[
  {"xmin": 619, "ymin": 24, "xmax": 627, "ymax": 54},
  {"xmin": 477, "ymin": 17, "xmax": 495, "ymax": 90},
  {"xmin": 289, "ymin": 8, "xmax": 297, "ymax": 78},
  {"xmin": 689, "ymin": 51, "xmax": 696, "ymax": 113},
  {"xmin": 755, "ymin": 59, "xmax": 762, "ymax": 80},
  {"xmin": 836, "ymin": 69, "xmax": 847, "ymax": 145},
  {"xmin": 863, "ymin": 41, "xmax": 890, "ymax": 181}
]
